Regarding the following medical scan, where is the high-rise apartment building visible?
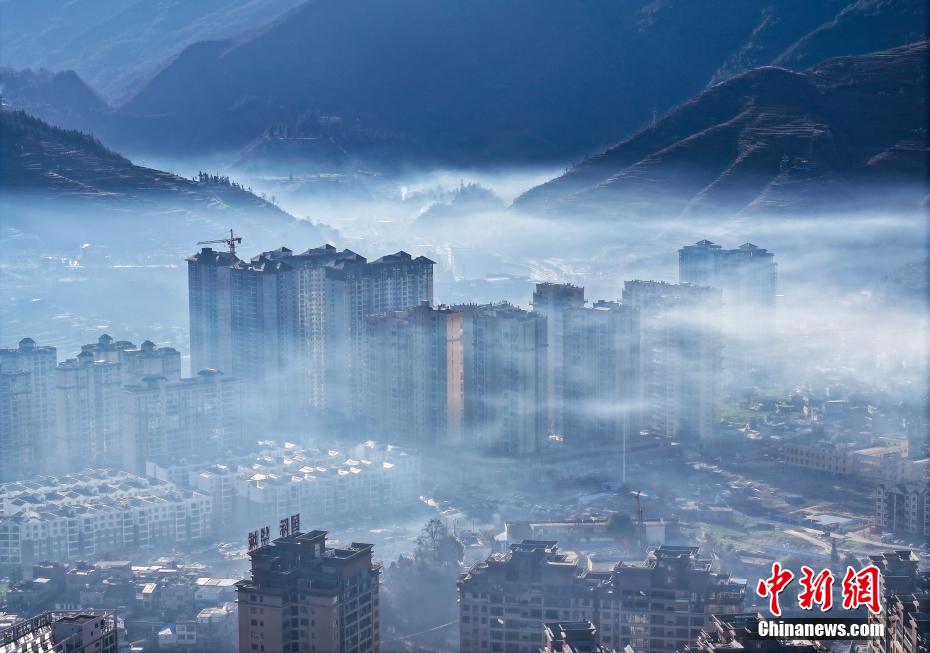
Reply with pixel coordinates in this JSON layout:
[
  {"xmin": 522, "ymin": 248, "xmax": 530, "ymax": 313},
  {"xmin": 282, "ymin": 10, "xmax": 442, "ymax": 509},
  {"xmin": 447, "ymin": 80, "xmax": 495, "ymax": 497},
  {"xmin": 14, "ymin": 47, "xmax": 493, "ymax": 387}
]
[
  {"xmin": 122, "ymin": 370, "xmax": 244, "ymax": 472},
  {"xmin": 458, "ymin": 540, "xmax": 596, "ymax": 653},
  {"xmin": 455, "ymin": 304, "xmax": 547, "ymax": 455},
  {"xmin": 0, "ymin": 366, "xmax": 32, "ymax": 482},
  {"xmin": 622, "ymin": 281, "xmax": 722, "ymax": 448},
  {"xmin": 55, "ymin": 335, "xmax": 230, "ymax": 474},
  {"xmin": 326, "ymin": 251, "xmax": 435, "ymax": 418},
  {"xmin": 229, "ymin": 249, "xmax": 301, "ymax": 421},
  {"xmin": 56, "ymin": 350, "xmax": 125, "ymax": 471},
  {"xmin": 0, "ymin": 338, "xmax": 57, "ymax": 478},
  {"xmin": 532, "ymin": 283, "xmax": 586, "ymax": 435},
  {"xmin": 532, "ymin": 285, "xmax": 641, "ymax": 448},
  {"xmin": 560, "ymin": 300, "xmax": 640, "ymax": 447},
  {"xmin": 678, "ymin": 241, "xmax": 776, "ymax": 378},
  {"xmin": 237, "ymin": 529, "xmax": 381, "ymax": 653},
  {"xmin": 79, "ymin": 334, "xmax": 182, "ymax": 384},
  {"xmin": 678, "ymin": 242, "xmax": 776, "ymax": 299},
  {"xmin": 227, "ymin": 244, "xmax": 355, "ymax": 415},
  {"xmin": 188, "ymin": 246, "xmax": 241, "ymax": 375},
  {"xmin": 189, "ymin": 243, "xmax": 434, "ymax": 419},
  {"xmin": 595, "ymin": 546, "xmax": 745, "ymax": 653},
  {"xmin": 364, "ymin": 303, "xmax": 464, "ymax": 447}
]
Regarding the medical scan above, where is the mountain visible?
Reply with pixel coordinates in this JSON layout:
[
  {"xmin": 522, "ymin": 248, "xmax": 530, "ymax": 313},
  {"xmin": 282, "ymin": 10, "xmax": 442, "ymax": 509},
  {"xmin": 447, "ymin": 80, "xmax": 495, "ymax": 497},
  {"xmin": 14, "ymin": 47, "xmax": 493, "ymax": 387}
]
[
  {"xmin": 0, "ymin": 109, "xmax": 325, "ymax": 248},
  {"xmin": 513, "ymin": 42, "xmax": 929, "ymax": 218},
  {"xmin": 0, "ymin": 0, "xmax": 306, "ymax": 102},
  {"xmin": 0, "ymin": 69, "xmax": 112, "ymax": 129},
  {"xmin": 415, "ymin": 183, "xmax": 505, "ymax": 228},
  {"xmin": 4, "ymin": 0, "xmax": 922, "ymax": 170},
  {"xmin": 2, "ymin": 109, "xmax": 267, "ymax": 207},
  {"xmin": 772, "ymin": 0, "xmax": 928, "ymax": 69},
  {"xmin": 708, "ymin": 0, "xmax": 926, "ymax": 81}
]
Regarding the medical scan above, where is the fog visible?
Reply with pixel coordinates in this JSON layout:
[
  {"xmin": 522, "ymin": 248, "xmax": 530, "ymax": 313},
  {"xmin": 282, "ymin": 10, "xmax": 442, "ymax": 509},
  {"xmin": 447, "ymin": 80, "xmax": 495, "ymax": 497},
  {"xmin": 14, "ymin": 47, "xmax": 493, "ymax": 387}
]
[{"xmin": 0, "ymin": 163, "xmax": 927, "ymax": 652}]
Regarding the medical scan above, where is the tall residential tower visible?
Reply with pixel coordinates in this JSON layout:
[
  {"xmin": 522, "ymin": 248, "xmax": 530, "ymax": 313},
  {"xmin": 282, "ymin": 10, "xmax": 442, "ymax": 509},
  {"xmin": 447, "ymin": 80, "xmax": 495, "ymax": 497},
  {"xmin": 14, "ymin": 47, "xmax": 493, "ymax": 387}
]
[{"xmin": 237, "ymin": 529, "xmax": 381, "ymax": 653}]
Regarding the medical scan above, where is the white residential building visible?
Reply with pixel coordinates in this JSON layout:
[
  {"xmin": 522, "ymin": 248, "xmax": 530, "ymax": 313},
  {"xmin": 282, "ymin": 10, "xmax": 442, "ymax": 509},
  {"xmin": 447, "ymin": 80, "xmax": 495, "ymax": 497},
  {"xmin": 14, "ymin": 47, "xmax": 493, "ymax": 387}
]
[{"xmin": 0, "ymin": 469, "xmax": 211, "ymax": 567}]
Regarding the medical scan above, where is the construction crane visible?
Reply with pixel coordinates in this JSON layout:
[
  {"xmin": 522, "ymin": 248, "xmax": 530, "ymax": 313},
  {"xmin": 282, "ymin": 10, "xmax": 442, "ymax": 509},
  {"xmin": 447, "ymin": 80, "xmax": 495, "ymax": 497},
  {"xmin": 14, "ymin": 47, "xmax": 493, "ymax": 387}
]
[{"xmin": 197, "ymin": 229, "xmax": 242, "ymax": 256}]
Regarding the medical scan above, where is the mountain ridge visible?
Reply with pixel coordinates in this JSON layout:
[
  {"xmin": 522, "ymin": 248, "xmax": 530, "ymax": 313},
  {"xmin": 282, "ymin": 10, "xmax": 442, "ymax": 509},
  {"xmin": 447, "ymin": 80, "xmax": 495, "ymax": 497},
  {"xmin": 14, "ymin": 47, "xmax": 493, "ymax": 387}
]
[
  {"xmin": 513, "ymin": 42, "xmax": 929, "ymax": 218},
  {"xmin": 2, "ymin": 0, "xmax": 924, "ymax": 170},
  {"xmin": 0, "ymin": 108, "xmax": 330, "ymax": 261},
  {"xmin": 0, "ymin": 0, "xmax": 308, "ymax": 102},
  {"xmin": 0, "ymin": 109, "xmax": 282, "ymax": 212}
]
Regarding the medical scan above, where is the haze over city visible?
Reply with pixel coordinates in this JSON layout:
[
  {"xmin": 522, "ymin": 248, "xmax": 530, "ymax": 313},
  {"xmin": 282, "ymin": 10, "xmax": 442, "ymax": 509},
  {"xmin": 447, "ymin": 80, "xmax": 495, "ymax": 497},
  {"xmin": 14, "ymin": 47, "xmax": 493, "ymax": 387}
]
[{"xmin": 0, "ymin": 2, "xmax": 927, "ymax": 653}]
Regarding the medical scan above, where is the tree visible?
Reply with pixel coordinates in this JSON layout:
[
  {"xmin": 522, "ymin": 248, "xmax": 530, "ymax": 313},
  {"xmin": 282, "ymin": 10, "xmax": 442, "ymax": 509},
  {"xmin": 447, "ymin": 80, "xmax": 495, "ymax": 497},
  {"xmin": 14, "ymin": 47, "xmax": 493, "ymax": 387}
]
[
  {"xmin": 606, "ymin": 512, "xmax": 636, "ymax": 539},
  {"xmin": 382, "ymin": 520, "xmax": 464, "ymax": 650},
  {"xmin": 414, "ymin": 518, "xmax": 464, "ymax": 568}
]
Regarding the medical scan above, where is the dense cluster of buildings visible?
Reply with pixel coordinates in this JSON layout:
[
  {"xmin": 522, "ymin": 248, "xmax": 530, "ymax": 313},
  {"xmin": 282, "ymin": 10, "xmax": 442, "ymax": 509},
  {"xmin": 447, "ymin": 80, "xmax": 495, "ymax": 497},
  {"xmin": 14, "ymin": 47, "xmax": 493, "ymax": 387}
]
[
  {"xmin": 679, "ymin": 613, "xmax": 831, "ymax": 653},
  {"xmin": 866, "ymin": 551, "xmax": 930, "ymax": 653},
  {"xmin": 147, "ymin": 440, "xmax": 420, "ymax": 535},
  {"xmin": 0, "ymin": 470, "xmax": 212, "ymax": 567},
  {"xmin": 0, "ymin": 239, "xmax": 780, "ymax": 480},
  {"xmin": 0, "ymin": 441, "xmax": 420, "ymax": 568},
  {"xmin": 184, "ymin": 240, "xmax": 774, "ymax": 457},
  {"xmin": 757, "ymin": 388, "xmax": 930, "ymax": 540},
  {"xmin": 457, "ymin": 542, "xmax": 746, "ymax": 653},
  {"xmin": 0, "ymin": 611, "xmax": 120, "ymax": 653},
  {"xmin": 2, "ymin": 557, "xmax": 240, "ymax": 652},
  {"xmin": 188, "ymin": 244, "xmax": 434, "ymax": 422},
  {"xmin": 4, "ymin": 522, "xmax": 926, "ymax": 653},
  {"xmin": 0, "ymin": 335, "xmax": 243, "ymax": 483},
  {"xmin": 456, "ymin": 544, "xmax": 930, "ymax": 653}
]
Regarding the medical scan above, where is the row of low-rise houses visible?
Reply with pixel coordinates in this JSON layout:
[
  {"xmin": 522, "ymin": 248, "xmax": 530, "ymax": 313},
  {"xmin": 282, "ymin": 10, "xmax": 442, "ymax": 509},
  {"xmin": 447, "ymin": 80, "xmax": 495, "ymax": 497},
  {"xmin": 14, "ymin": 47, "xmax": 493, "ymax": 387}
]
[
  {"xmin": 0, "ymin": 441, "xmax": 420, "ymax": 567},
  {"xmin": 0, "ymin": 470, "xmax": 211, "ymax": 567},
  {"xmin": 781, "ymin": 439, "xmax": 929, "ymax": 485},
  {"xmin": 0, "ymin": 335, "xmax": 243, "ymax": 483},
  {"xmin": 146, "ymin": 440, "xmax": 420, "ymax": 535}
]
